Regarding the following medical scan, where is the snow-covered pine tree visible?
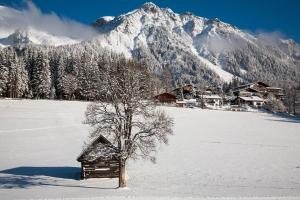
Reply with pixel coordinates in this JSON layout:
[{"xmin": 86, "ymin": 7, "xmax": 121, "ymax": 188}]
[
  {"xmin": 32, "ymin": 51, "xmax": 51, "ymax": 99},
  {"xmin": 55, "ymin": 56, "xmax": 66, "ymax": 99},
  {"xmin": 6, "ymin": 50, "xmax": 19, "ymax": 98},
  {"xmin": 77, "ymin": 53, "xmax": 100, "ymax": 100},
  {"xmin": 63, "ymin": 74, "xmax": 78, "ymax": 100},
  {"xmin": 0, "ymin": 50, "xmax": 9, "ymax": 97},
  {"xmin": 16, "ymin": 57, "xmax": 29, "ymax": 98}
]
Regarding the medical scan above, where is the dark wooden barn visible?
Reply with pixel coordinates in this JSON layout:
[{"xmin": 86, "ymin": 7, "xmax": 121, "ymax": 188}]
[
  {"xmin": 154, "ymin": 92, "xmax": 177, "ymax": 103},
  {"xmin": 77, "ymin": 135, "xmax": 119, "ymax": 179}
]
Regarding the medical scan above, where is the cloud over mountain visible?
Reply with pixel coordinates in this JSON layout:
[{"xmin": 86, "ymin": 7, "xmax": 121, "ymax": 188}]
[{"xmin": 0, "ymin": 2, "xmax": 97, "ymax": 40}]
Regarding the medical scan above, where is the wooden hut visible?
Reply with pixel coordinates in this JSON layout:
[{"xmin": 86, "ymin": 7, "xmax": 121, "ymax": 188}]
[
  {"xmin": 154, "ymin": 92, "xmax": 177, "ymax": 103},
  {"xmin": 77, "ymin": 135, "xmax": 119, "ymax": 179}
]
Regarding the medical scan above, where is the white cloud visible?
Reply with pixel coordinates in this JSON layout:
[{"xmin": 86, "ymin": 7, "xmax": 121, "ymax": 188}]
[
  {"xmin": 255, "ymin": 30, "xmax": 286, "ymax": 46},
  {"xmin": 0, "ymin": 2, "xmax": 98, "ymax": 40}
]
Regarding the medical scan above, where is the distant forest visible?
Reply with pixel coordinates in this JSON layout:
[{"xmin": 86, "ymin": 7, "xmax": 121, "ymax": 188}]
[{"xmin": 0, "ymin": 45, "xmax": 164, "ymax": 100}]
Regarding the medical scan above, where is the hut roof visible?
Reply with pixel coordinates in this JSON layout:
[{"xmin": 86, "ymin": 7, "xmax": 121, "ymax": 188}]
[{"xmin": 77, "ymin": 135, "xmax": 118, "ymax": 163}]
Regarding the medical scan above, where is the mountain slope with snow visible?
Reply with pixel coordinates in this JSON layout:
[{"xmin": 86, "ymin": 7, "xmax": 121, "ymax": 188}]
[
  {"xmin": 92, "ymin": 2, "xmax": 300, "ymax": 85},
  {"xmin": 1, "ymin": 2, "xmax": 300, "ymax": 85}
]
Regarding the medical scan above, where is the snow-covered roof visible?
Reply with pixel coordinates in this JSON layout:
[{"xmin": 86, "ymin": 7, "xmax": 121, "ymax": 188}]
[
  {"xmin": 239, "ymin": 96, "xmax": 265, "ymax": 102},
  {"xmin": 77, "ymin": 135, "xmax": 118, "ymax": 163},
  {"xmin": 202, "ymin": 95, "xmax": 222, "ymax": 99},
  {"xmin": 266, "ymin": 87, "xmax": 283, "ymax": 90},
  {"xmin": 176, "ymin": 99, "xmax": 197, "ymax": 104}
]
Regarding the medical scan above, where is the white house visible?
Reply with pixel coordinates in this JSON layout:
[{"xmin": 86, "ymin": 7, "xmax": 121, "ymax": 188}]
[
  {"xmin": 176, "ymin": 99, "xmax": 197, "ymax": 108},
  {"xmin": 201, "ymin": 95, "xmax": 222, "ymax": 107},
  {"xmin": 238, "ymin": 96, "xmax": 265, "ymax": 107}
]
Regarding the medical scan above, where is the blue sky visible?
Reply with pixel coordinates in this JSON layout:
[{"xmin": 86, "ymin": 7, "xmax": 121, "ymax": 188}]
[{"xmin": 1, "ymin": 0, "xmax": 300, "ymax": 42}]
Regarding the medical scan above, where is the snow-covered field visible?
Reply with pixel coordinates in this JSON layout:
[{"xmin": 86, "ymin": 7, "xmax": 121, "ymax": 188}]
[{"xmin": 0, "ymin": 100, "xmax": 300, "ymax": 200}]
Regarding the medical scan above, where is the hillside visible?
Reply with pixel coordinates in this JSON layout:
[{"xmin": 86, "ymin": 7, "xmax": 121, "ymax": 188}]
[{"xmin": 92, "ymin": 2, "xmax": 300, "ymax": 85}]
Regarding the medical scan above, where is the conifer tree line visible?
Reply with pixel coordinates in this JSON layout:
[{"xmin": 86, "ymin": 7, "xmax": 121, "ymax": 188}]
[
  {"xmin": 0, "ymin": 45, "xmax": 155, "ymax": 100},
  {"xmin": 0, "ymin": 44, "xmax": 299, "ymax": 102}
]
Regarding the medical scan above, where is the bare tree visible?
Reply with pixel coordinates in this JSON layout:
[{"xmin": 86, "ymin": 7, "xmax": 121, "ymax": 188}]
[
  {"xmin": 196, "ymin": 82, "xmax": 208, "ymax": 109},
  {"xmin": 265, "ymin": 93, "xmax": 286, "ymax": 113},
  {"xmin": 283, "ymin": 83, "xmax": 298, "ymax": 115},
  {"xmin": 161, "ymin": 68, "xmax": 173, "ymax": 92},
  {"xmin": 84, "ymin": 57, "xmax": 174, "ymax": 187}
]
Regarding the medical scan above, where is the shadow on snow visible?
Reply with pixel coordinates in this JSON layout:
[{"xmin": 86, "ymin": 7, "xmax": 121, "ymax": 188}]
[
  {"xmin": 262, "ymin": 110, "xmax": 300, "ymax": 124},
  {"xmin": 0, "ymin": 166, "xmax": 118, "ymax": 189}
]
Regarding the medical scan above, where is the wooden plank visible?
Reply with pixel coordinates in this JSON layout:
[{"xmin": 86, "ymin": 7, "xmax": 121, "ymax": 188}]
[{"xmin": 85, "ymin": 172, "xmax": 119, "ymax": 178}]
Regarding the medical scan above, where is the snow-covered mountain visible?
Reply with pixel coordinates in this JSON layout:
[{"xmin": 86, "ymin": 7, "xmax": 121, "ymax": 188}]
[
  {"xmin": 0, "ymin": 28, "xmax": 79, "ymax": 48},
  {"xmin": 1, "ymin": 2, "xmax": 300, "ymax": 85},
  {"xmin": 0, "ymin": 5, "xmax": 85, "ymax": 47},
  {"xmin": 91, "ymin": 2, "xmax": 300, "ymax": 84}
]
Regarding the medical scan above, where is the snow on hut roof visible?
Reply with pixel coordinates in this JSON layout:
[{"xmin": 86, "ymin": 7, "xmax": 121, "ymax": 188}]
[
  {"xmin": 77, "ymin": 135, "xmax": 118, "ymax": 162},
  {"xmin": 239, "ymin": 96, "xmax": 265, "ymax": 102}
]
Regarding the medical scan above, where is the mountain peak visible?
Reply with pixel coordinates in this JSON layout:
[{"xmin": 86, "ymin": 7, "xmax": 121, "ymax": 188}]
[{"xmin": 141, "ymin": 2, "xmax": 160, "ymax": 12}]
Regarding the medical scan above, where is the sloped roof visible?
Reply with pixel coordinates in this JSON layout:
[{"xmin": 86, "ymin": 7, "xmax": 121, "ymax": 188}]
[
  {"xmin": 234, "ymin": 81, "xmax": 269, "ymax": 91},
  {"xmin": 176, "ymin": 99, "xmax": 197, "ymax": 104},
  {"xmin": 77, "ymin": 135, "xmax": 119, "ymax": 163},
  {"xmin": 266, "ymin": 87, "xmax": 283, "ymax": 90},
  {"xmin": 154, "ymin": 92, "xmax": 177, "ymax": 99},
  {"xmin": 239, "ymin": 96, "xmax": 265, "ymax": 102},
  {"xmin": 202, "ymin": 95, "xmax": 222, "ymax": 99}
]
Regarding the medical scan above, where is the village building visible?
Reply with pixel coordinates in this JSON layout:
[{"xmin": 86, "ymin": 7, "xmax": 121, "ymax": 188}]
[
  {"xmin": 172, "ymin": 84, "xmax": 195, "ymax": 99},
  {"xmin": 201, "ymin": 95, "xmax": 223, "ymax": 107},
  {"xmin": 222, "ymin": 95, "xmax": 235, "ymax": 105},
  {"xmin": 266, "ymin": 87, "xmax": 285, "ymax": 100},
  {"xmin": 77, "ymin": 135, "xmax": 119, "ymax": 179},
  {"xmin": 233, "ymin": 81, "xmax": 284, "ymax": 100},
  {"xmin": 154, "ymin": 92, "xmax": 177, "ymax": 104},
  {"xmin": 233, "ymin": 87, "xmax": 261, "ymax": 97},
  {"xmin": 176, "ymin": 99, "xmax": 197, "ymax": 108},
  {"xmin": 233, "ymin": 96, "xmax": 265, "ymax": 108}
]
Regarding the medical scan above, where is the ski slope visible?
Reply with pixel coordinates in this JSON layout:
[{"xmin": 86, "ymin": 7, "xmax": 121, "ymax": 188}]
[{"xmin": 0, "ymin": 100, "xmax": 300, "ymax": 200}]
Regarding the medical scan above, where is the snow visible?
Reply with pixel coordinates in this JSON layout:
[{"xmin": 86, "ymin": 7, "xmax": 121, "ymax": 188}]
[
  {"xmin": 188, "ymin": 44, "xmax": 233, "ymax": 83},
  {"xmin": 0, "ymin": 99, "xmax": 300, "ymax": 200},
  {"xmin": 101, "ymin": 16, "xmax": 115, "ymax": 22},
  {"xmin": 0, "ymin": 28, "xmax": 80, "ymax": 47},
  {"xmin": 239, "ymin": 96, "xmax": 265, "ymax": 102},
  {"xmin": 176, "ymin": 99, "xmax": 197, "ymax": 104},
  {"xmin": 92, "ymin": 3, "xmax": 236, "ymax": 83},
  {"xmin": 202, "ymin": 95, "xmax": 222, "ymax": 99},
  {"xmin": 28, "ymin": 29, "xmax": 80, "ymax": 46},
  {"xmin": 197, "ymin": 55, "xmax": 234, "ymax": 82}
]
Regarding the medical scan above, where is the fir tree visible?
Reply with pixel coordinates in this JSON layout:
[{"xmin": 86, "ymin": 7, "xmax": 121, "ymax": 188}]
[
  {"xmin": 0, "ymin": 51, "xmax": 9, "ymax": 97},
  {"xmin": 32, "ymin": 51, "xmax": 51, "ymax": 99}
]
